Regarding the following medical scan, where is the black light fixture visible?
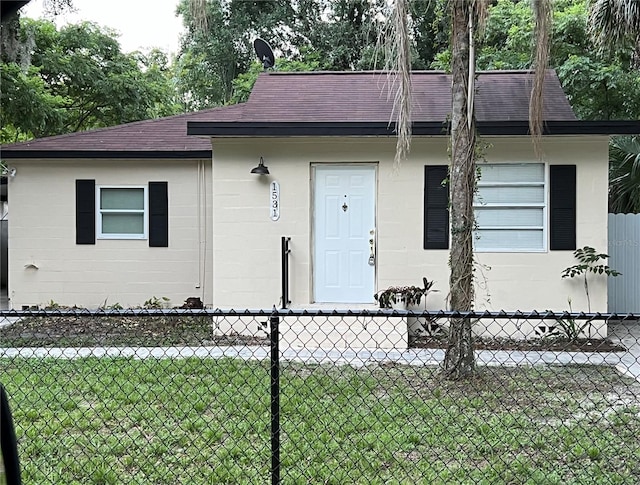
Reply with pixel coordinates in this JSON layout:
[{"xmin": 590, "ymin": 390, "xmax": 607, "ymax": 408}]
[{"xmin": 251, "ymin": 157, "xmax": 270, "ymax": 175}]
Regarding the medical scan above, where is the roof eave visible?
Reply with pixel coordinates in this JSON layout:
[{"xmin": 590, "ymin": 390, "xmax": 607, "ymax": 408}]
[
  {"xmin": 0, "ymin": 149, "xmax": 212, "ymax": 160},
  {"xmin": 187, "ymin": 120, "xmax": 640, "ymax": 137}
]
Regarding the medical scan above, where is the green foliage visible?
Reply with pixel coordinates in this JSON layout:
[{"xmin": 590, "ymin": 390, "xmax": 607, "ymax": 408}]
[
  {"xmin": 553, "ymin": 299, "xmax": 594, "ymax": 342},
  {"xmin": 476, "ymin": 0, "xmax": 534, "ymax": 70},
  {"xmin": 43, "ymin": 299, "xmax": 61, "ymax": 310},
  {"xmin": 1, "ymin": 18, "xmax": 181, "ymax": 142},
  {"xmin": 0, "ymin": 62, "xmax": 65, "ymax": 142},
  {"xmin": 561, "ymin": 246, "xmax": 621, "ymax": 279},
  {"xmin": 609, "ymin": 135, "xmax": 640, "ymax": 213},
  {"xmin": 143, "ymin": 296, "xmax": 171, "ymax": 309},
  {"xmin": 589, "ymin": 0, "xmax": 640, "ymax": 54},
  {"xmin": 441, "ymin": 0, "xmax": 640, "ymax": 122},
  {"xmin": 557, "ymin": 55, "xmax": 640, "ymax": 120},
  {"xmin": 561, "ymin": 246, "xmax": 621, "ymax": 312},
  {"xmin": 177, "ymin": 0, "xmax": 445, "ymax": 109},
  {"xmin": 302, "ymin": 0, "xmax": 385, "ymax": 71},
  {"xmin": 99, "ymin": 299, "xmax": 123, "ymax": 310},
  {"xmin": 175, "ymin": 0, "xmax": 304, "ymax": 109}
]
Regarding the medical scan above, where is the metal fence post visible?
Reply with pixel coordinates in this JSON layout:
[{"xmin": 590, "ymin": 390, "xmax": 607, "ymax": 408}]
[
  {"xmin": 281, "ymin": 237, "xmax": 291, "ymax": 309},
  {"xmin": 270, "ymin": 307, "xmax": 280, "ymax": 485}
]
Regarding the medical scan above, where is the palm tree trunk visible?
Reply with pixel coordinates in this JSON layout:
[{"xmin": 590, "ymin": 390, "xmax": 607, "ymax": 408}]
[{"xmin": 443, "ymin": 0, "xmax": 476, "ymax": 379}]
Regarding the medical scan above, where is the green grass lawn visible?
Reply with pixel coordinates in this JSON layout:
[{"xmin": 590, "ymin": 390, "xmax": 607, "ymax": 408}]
[{"xmin": 1, "ymin": 357, "xmax": 639, "ymax": 484}]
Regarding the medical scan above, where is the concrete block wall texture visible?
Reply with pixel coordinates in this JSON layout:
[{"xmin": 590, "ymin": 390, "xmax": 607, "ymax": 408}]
[
  {"xmin": 211, "ymin": 136, "xmax": 609, "ymax": 314},
  {"xmin": 8, "ymin": 159, "xmax": 213, "ymax": 309},
  {"xmin": 6, "ymin": 134, "xmax": 609, "ymax": 317}
]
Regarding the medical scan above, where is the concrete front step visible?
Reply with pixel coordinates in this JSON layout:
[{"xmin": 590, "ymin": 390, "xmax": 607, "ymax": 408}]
[
  {"xmin": 280, "ymin": 315, "xmax": 408, "ymax": 350},
  {"xmin": 212, "ymin": 313, "xmax": 409, "ymax": 350}
]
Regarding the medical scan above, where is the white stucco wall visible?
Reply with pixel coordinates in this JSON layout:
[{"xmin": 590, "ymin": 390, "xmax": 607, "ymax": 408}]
[
  {"xmin": 211, "ymin": 135, "xmax": 610, "ymax": 313},
  {"xmin": 7, "ymin": 158, "xmax": 213, "ymax": 309}
]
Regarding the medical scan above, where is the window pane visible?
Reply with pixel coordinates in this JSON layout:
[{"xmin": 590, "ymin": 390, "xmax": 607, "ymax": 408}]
[
  {"xmin": 476, "ymin": 186, "xmax": 544, "ymax": 205},
  {"xmin": 475, "ymin": 208, "xmax": 543, "ymax": 227},
  {"xmin": 102, "ymin": 213, "xmax": 144, "ymax": 234},
  {"xmin": 101, "ymin": 188, "xmax": 144, "ymax": 210},
  {"xmin": 479, "ymin": 163, "xmax": 544, "ymax": 183},
  {"xmin": 474, "ymin": 229, "xmax": 543, "ymax": 250}
]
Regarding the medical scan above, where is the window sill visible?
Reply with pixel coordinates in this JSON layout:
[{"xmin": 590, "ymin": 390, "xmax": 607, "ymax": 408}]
[
  {"xmin": 474, "ymin": 248, "xmax": 547, "ymax": 253},
  {"xmin": 97, "ymin": 235, "xmax": 148, "ymax": 240}
]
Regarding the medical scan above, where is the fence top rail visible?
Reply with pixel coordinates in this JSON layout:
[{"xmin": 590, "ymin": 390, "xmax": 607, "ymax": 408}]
[{"xmin": 1, "ymin": 308, "xmax": 640, "ymax": 321}]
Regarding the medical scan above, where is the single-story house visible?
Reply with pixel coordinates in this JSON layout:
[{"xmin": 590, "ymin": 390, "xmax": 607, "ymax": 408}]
[{"xmin": 2, "ymin": 71, "xmax": 638, "ymax": 334}]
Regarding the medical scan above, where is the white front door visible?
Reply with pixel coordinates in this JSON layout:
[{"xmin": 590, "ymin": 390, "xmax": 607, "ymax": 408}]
[{"xmin": 313, "ymin": 165, "xmax": 376, "ymax": 303}]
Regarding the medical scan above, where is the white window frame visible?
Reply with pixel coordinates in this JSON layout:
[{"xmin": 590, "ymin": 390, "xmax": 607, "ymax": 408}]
[
  {"xmin": 473, "ymin": 163, "xmax": 547, "ymax": 253},
  {"xmin": 96, "ymin": 185, "xmax": 148, "ymax": 240}
]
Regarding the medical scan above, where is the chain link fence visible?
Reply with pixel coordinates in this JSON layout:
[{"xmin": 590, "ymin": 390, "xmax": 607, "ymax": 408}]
[{"xmin": 1, "ymin": 308, "xmax": 640, "ymax": 484}]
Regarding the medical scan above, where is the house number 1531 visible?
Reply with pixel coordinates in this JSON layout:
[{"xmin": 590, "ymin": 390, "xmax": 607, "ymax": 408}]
[{"xmin": 270, "ymin": 181, "xmax": 280, "ymax": 221}]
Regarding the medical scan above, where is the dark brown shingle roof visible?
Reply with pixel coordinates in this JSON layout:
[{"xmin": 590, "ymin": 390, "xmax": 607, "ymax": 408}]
[
  {"xmin": 188, "ymin": 71, "xmax": 637, "ymax": 137},
  {"xmin": 239, "ymin": 70, "xmax": 576, "ymax": 123},
  {"xmin": 7, "ymin": 69, "xmax": 634, "ymax": 158},
  {"xmin": 1, "ymin": 104, "xmax": 244, "ymax": 156}
]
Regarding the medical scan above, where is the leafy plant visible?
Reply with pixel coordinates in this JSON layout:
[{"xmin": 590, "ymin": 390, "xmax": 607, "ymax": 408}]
[
  {"xmin": 143, "ymin": 296, "xmax": 170, "ymax": 309},
  {"xmin": 99, "ymin": 298, "xmax": 123, "ymax": 310},
  {"xmin": 43, "ymin": 299, "xmax": 61, "ymax": 310},
  {"xmin": 554, "ymin": 299, "xmax": 595, "ymax": 342},
  {"xmin": 374, "ymin": 277, "xmax": 436, "ymax": 309},
  {"xmin": 609, "ymin": 135, "xmax": 640, "ymax": 213},
  {"xmin": 561, "ymin": 246, "xmax": 621, "ymax": 312}
]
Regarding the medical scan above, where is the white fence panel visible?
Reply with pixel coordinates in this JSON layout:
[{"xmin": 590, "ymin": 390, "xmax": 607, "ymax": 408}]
[{"xmin": 608, "ymin": 213, "xmax": 640, "ymax": 313}]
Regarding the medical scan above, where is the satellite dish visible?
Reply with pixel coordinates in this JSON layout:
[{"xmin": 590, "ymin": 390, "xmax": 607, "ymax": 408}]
[{"xmin": 254, "ymin": 38, "xmax": 275, "ymax": 69}]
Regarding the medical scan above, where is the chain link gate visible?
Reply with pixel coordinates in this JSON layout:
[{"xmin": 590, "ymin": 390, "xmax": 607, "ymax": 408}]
[{"xmin": 1, "ymin": 308, "xmax": 640, "ymax": 483}]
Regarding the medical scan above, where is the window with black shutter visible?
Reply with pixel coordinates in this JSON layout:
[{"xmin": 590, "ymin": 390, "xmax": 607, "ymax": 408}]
[
  {"xmin": 76, "ymin": 179, "xmax": 95, "ymax": 245},
  {"xmin": 549, "ymin": 165, "xmax": 576, "ymax": 250},
  {"xmin": 424, "ymin": 165, "xmax": 449, "ymax": 249},
  {"xmin": 148, "ymin": 182, "xmax": 168, "ymax": 248},
  {"xmin": 75, "ymin": 180, "xmax": 168, "ymax": 247}
]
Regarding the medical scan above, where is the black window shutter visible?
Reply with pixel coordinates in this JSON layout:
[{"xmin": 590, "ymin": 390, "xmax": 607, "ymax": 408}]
[
  {"xmin": 549, "ymin": 165, "xmax": 576, "ymax": 250},
  {"xmin": 424, "ymin": 165, "xmax": 449, "ymax": 249},
  {"xmin": 76, "ymin": 179, "xmax": 95, "ymax": 245},
  {"xmin": 149, "ymin": 182, "xmax": 168, "ymax": 247}
]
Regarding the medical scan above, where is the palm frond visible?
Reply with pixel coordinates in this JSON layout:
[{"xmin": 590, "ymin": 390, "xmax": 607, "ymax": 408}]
[
  {"xmin": 589, "ymin": 0, "xmax": 640, "ymax": 51},
  {"xmin": 609, "ymin": 135, "xmax": 640, "ymax": 213},
  {"xmin": 529, "ymin": 0, "xmax": 552, "ymax": 158},
  {"xmin": 379, "ymin": 0, "xmax": 413, "ymax": 171}
]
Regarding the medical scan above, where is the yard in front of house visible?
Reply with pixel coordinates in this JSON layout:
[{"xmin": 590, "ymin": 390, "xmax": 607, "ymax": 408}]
[{"xmin": 1, "ymin": 356, "xmax": 639, "ymax": 484}]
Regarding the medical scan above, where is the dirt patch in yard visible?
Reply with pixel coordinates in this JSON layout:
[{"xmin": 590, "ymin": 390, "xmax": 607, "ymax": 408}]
[
  {"xmin": 0, "ymin": 315, "xmax": 628, "ymax": 352},
  {"xmin": 0, "ymin": 315, "xmax": 268, "ymax": 347},
  {"xmin": 410, "ymin": 335, "xmax": 626, "ymax": 353}
]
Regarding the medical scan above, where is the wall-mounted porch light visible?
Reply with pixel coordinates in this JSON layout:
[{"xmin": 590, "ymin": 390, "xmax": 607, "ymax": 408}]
[{"xmin": 251, "ymin": 157, "xmax": 270, "ymax": 175}]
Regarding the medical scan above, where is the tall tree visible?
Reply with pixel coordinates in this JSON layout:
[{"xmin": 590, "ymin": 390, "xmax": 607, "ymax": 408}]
[
  {"xmin": 442, "ymin": 0, "xmax": 482, "ymax": 379},
  {"xmin": 0, "ymin": 0, "xmax": 72, "ymax": 63},
  {"xmin": 175, "ymin": 0, "xmax": 303, "ymax": 109},
  {"xmin": 303, "ymin": 0, "xmax": 384, "ymax": 70},
  {"xmin": 1, "ymin": 18, "xmax": 181, "ymax": 142},
  {"xmin": 382, "ymin": 0, "xmax": 552, "ymax": 379}
]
